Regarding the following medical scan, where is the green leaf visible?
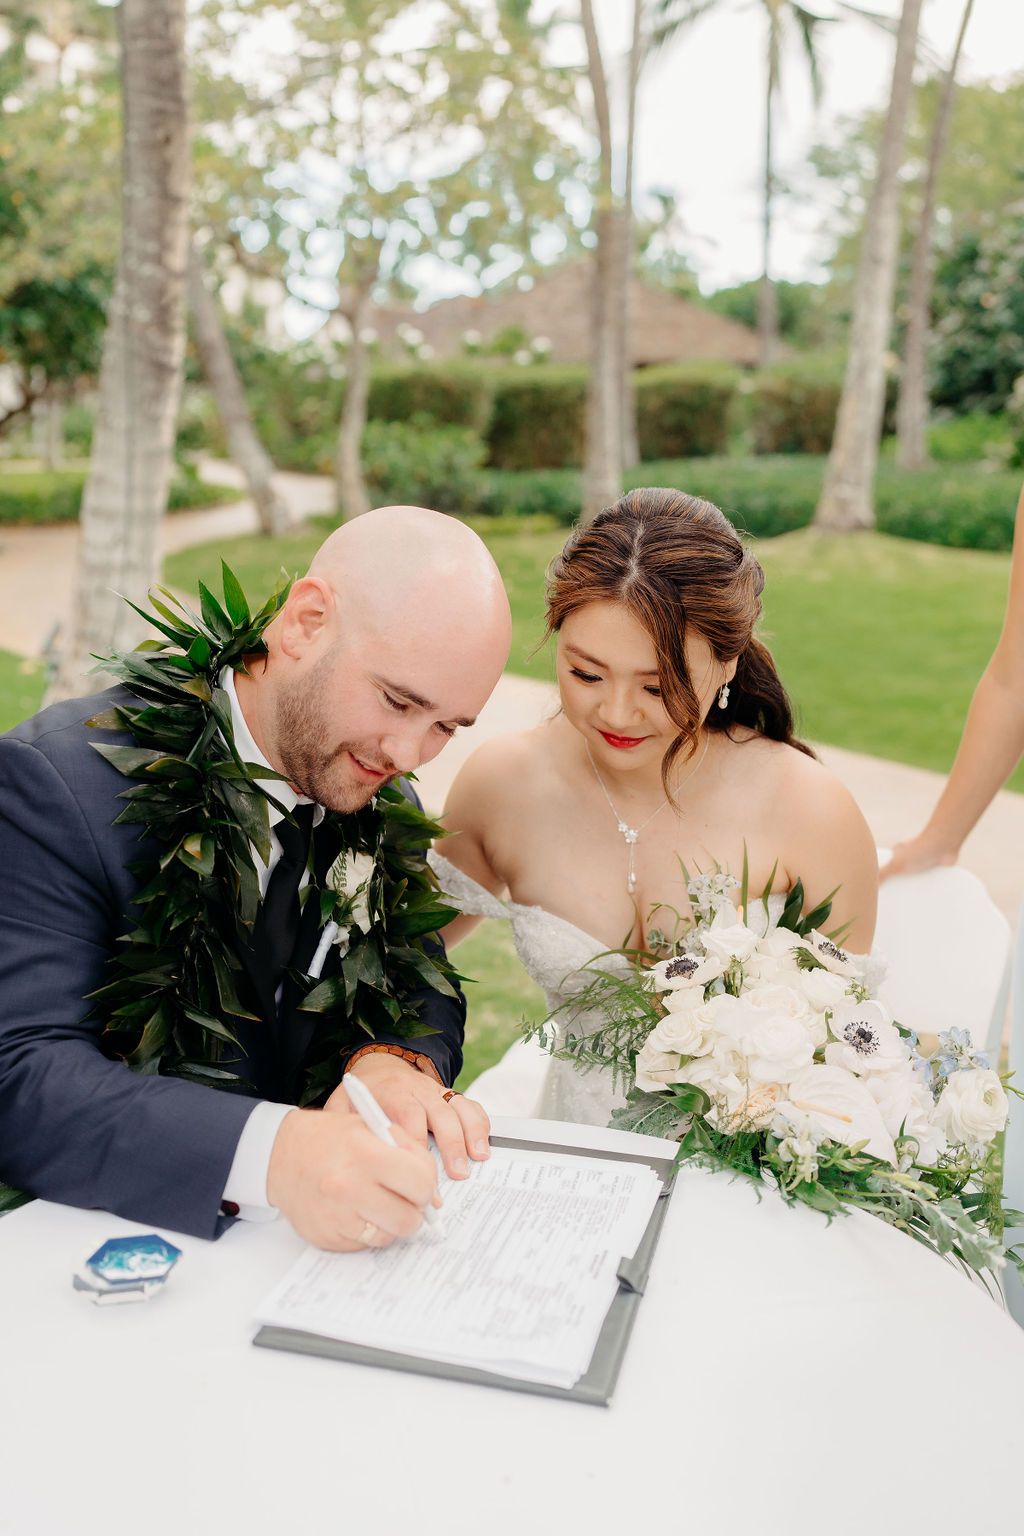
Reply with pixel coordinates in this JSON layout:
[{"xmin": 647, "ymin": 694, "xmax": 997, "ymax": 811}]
[
  {"xmin": 178, "ymin": 1004, "xmax": 241, "ymax": 1047},
  {"xmin": 779, "ymin": 878, "xmax": 805, "ymax": 932},
  {"xmin": 85, "ymin": 707, "xmax": 130, "ymax": 732},
  {"xmin": 221, "ymin": 562, "xmax": 251, "ymax": 626},
  {"xmin": 178, "ymin": 833, "xmax": 215, "ymax": 876},
  {"xmin": 188, "ymin": 634, "xmax": 213, "ymax": 669},
  {"xmin": 198, "ymin": 580, "xmax": 232, "ymax": 641},
  {"xmin": 299, "ymin": 976, "xmax": 347, "ymax": 1014}
]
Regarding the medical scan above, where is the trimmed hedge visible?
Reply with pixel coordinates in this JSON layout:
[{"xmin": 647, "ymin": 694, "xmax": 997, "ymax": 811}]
[
  {"xmin": 751, "ymin": 363, "xmax": 841, "ymax": 454},
  {"xmin": 0, "ymin": 465, "xmax": 241, "ymax": 526},
  {"xmin": 469, "ymin": 455, "xmax": 1022, "ymax": 552},
  {"xmin": 368, "ymin": 365, "xmax": 494, "ymax": 435},
  {"xmin": 751, "ymin": 361, "xmax": 901, "ymax": 455},
  {"xmin": 486, "ymin": 366, "xmax": 587, "ymax": 470},
  {"xmin": 237, "ymin": 357, "xmax": 745, "ymax": 475},
  {"xmin": 477, "ymin": 466, "xmax": 581, "ymax": 523},
  {"xmin": 636, "ymin": 363, "xmax": 740, "ymax": 459}
]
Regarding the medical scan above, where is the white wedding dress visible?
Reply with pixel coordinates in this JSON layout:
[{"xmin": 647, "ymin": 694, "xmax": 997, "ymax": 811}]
[{"xmin": 429, "ymin": 850, "xmax": 789, "ymax": 1127}]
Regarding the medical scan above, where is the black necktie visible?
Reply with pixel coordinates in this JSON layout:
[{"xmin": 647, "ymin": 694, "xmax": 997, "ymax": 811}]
[{"xmin": 253, "ymin": 804, "xmax": 316, "ymax": 992}]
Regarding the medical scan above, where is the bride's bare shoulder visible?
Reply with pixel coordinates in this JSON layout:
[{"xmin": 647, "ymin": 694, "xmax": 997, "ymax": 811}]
[
  {"xmin": 729, "ymin": 730, "xmax": 862, "ymax": 820},
  {"xmin": 443, "ymin": 723, "xmax": 557, "ymax": 816}
]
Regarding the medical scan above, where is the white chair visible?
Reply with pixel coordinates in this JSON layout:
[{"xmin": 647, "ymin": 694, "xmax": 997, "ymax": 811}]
[
  {"xmin": 1003, "ymin": 897, "xmax": 1024, "ymax": 1326},
  {"xmin": 464, "ymin": 1037, "xmax": 549, "ymax": 1118},
  {"xmin": 873, "ymin": 855, "xmax": 1012, "ymax": 1059}
]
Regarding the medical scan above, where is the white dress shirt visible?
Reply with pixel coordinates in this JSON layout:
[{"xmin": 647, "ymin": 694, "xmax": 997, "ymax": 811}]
[{"xmin": 219, "ymin": 669, "xmax": 323, "ymax": 1219}]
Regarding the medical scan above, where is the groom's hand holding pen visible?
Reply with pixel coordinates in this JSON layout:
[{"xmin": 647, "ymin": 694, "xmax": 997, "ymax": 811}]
[{"xmin": 265, "ymin": 1100, "xmax": 440, "ymax": 1253}]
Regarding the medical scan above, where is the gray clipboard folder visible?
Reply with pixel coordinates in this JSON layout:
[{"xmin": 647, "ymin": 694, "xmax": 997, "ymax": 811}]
[{"xmin": 253, "ymin": 1135, "xmax": 678, "ymax": 1406}]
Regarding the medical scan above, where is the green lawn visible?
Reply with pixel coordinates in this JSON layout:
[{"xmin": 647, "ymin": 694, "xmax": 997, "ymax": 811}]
[
  {"xmin": 452, "ymin": 922, "xmax": 547, "ymax": 1090},
  {"xmin": 0, "ymin": 649, "xmax": 45, "ymax": 733},
  {"xmin": 757, "ymin": 529, "xmax": 1018, "ymax": 788}
]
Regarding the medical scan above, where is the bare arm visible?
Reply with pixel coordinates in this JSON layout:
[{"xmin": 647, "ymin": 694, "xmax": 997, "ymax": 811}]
[
  {"xmin": 882, "ymin": 484, "xmax": 1024, "ymax": 879},
  {"xmin": 782, "ymin": 759, "xmax": 879, "ymax": 954}
]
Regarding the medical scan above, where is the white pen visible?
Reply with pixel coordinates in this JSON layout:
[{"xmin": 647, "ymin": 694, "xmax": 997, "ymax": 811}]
[
  {"xmin": 307, "ymin": 921, "xmax": 339, "ymax": 980},
  {"xmin": 343, "ymin": 1071, "xmax": 440, "ymax": 1226}
]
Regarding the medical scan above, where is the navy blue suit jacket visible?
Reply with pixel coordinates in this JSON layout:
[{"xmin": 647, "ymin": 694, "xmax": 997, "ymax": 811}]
[{"xmin": 0, "ymin": 687, "xmax": 465, "ymax": 1238}]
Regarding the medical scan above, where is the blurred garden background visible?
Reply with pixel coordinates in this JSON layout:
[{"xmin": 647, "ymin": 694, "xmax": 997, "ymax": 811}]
[{"xmin": 2, "ymin": 0, "xmax": 1023, "ymax": 1080}]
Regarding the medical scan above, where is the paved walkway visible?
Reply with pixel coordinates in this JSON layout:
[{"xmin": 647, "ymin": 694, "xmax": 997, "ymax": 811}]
[
  {"xmin": 0, "ymin": 465, "xmax": 333, "ymax": 661},
  {"xmin": 2, "ymin": 461, "xmax": 1022, "ymax": 923}
]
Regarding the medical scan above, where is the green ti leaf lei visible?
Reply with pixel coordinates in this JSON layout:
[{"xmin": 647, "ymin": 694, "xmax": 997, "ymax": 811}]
[{"xmin": 85, "ymin": 563, "xmax": 461, "ymax": 1106}]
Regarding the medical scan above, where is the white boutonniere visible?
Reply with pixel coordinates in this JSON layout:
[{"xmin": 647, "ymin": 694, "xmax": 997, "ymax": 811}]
[{"xmin": 325, "ymin": 850, "xmax": 377, "ymax": 955}]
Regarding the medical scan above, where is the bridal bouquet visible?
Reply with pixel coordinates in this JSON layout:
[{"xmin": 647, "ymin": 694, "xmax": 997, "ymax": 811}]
[{"xmin": 539, "ymin": 868, "xmax": 1023, "ymax": 1284}]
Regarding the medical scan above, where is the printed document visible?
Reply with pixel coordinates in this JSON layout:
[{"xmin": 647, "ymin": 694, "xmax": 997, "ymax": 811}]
[{"xmin": 255, "ymin": 1145, "xmax": 665, "ymax": 1388}]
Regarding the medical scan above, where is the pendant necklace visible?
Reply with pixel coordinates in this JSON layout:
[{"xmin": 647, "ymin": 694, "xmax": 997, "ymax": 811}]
[{"xmin": 585, "ymin": 734, "xmax": 710, "ymax": 896}]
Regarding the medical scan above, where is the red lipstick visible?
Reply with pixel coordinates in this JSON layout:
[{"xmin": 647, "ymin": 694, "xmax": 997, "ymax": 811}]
[{"xmin": 598, "ymin": 731, "xmax": 647, "ymax": 750}]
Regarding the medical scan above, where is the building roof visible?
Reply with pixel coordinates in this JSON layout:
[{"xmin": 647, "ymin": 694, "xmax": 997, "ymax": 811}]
[{"xmin": 335, "ymin": 262, "xmax": 761, "ymax": 368}]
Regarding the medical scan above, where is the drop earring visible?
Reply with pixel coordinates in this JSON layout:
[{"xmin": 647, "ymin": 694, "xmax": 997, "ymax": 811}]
[{"xmin": 718, "ymin": 682, "xmax": 730, "ymax": 710}]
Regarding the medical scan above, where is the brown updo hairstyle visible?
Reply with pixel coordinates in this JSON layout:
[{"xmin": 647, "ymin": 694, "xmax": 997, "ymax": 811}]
[{"xmin": 545, "ymin": 487, "xmax": 813, "ymax": 789}]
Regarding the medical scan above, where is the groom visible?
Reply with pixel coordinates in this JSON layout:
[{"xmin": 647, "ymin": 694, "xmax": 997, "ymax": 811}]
[{"xmin": 0, "ymin": 506, "xmax": 511, "ymax": 1250}]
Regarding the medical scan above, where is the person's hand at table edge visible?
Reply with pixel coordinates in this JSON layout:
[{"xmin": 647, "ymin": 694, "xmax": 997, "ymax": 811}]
[
  {"xmin": 265, "ymin": 1107, "xmax": 439, "ymax": 1251},
  {"xmin": 328, "ymin": 1049, "xmax": 491, "ymax": 1180},
  {"xmin": 879, "ymin": 833, "xmax": 959, "ymax": 882}
]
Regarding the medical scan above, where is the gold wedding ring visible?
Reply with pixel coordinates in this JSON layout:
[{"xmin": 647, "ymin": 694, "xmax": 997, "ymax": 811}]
[{"xmin": 358, "ymin": 1220, "xmax": 379, "ymax": 1246}]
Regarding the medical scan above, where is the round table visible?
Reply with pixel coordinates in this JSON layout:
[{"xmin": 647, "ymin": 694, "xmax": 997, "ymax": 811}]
[{"xmin": 2, "ymin": 1117, "xmax": 1022, "ymax": 1536}]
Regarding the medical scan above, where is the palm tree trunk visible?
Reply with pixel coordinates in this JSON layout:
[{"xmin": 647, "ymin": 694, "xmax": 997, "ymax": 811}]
[
  {"xmin": 758, "ymin": 22, "xmax": 779, "ymax": 368},
  {"xmin": 896, "ymin": 0, "xmax": 974, "ymax": 471},
  {"xmin": 619, "ymin": 0, "xmax": 645, "ymax": 470},
  {"xmin": 186, "ymin": 245, "xmax": 290, "ymax": 537},
  {"xmin": 335, "ymin": 284, "xmax": 373, "ymax": 520},
  {"xmin": 49, "ymin": 0, "xmax": 189, "ymax": 700},
  {"xmin": 581, "ymin": 0, "xmax": 621, "ymax": 522},
  {"xmin": 813, "ymin": 0, "xmax": 924, "ymax": 533}
]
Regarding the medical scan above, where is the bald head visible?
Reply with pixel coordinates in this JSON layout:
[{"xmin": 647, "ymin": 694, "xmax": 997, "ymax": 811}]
[
  {"xmin": 307, "ymin": 505, "xmax": 510, "ymax": 657},
  {"xmin": 241, "ymin": 506, "xmax": 511, "ymax": 811}
]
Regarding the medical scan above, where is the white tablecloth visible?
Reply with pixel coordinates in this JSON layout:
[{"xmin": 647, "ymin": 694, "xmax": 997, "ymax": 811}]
[{"xmin": 2, "ymin": 1117, "xmax": 1022, "ymax": 1536}]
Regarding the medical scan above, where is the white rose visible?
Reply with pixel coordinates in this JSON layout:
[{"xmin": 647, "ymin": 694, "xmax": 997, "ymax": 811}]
[
  {"xmin": 746, "ymin": 928, "xmax": 804, "ymax": 982},
  {"xmin": 884, "ymin": 1075, "xmax": 948, "ymax": 1168},
  {"xmin": 933, "ymin": 1068, "xmax": 1008, "ymax": 1150},
  {"xmin": 744, "ymin": 951, "xmax": 783, "ymax": 984},
  {"xmin": 824, "ymin": 999, "xmax": 909, "ymax": 1076},
  {"xmin": 634, "ymin": 1041, "xmax": 684, "ymax": 1092},
  {"xmin": 650, "ymin": 1008, "xmax": 708, "ymax": 1058},
  {"xmin": 742, "ymin": 1012, "xmax": 815, "ymax": 1086},
  {"xmin": 692, "ymin": 991, "xmax": 748, "ymax": 1041},
  {"xmin": 702, "ymin": 915, "xmax": 761, "ymax": 966},
  {"xmin": 759, "ymin": 926, "xmax": 805, "ymax": 962},
  {"xmin": 745, "ymin": 982, "xmax": 812, "ymax": 1024},
  {"xmin": 793, "ymin": 966, "xmax": 848, "ymax": 1015}
]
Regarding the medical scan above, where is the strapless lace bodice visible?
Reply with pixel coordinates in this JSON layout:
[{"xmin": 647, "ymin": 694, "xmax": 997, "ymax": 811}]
[
  {"xmin": 428, "ymin": 851, "xmax": 634, "ymax": 1007},
  {"xmin": 430, "ymin": 850, "xmax": 788, "ymax": 1126}
]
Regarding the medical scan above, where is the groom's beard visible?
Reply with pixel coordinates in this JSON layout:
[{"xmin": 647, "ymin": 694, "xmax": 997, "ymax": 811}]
[{"xmin": 274, "ymin": 672, "xmax": 396, "ymax": 813}]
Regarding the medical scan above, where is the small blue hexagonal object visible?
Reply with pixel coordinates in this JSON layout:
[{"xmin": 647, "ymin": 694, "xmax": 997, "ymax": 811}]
[{"xmin": 84, "ymin": 1234, "xmax": 182, "ymax": 1288}]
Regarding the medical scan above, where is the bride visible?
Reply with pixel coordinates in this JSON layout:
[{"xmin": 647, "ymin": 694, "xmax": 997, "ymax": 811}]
[{"xmin": 432, "ymin": 488, "xmax": 878, "ymax": 1126}]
